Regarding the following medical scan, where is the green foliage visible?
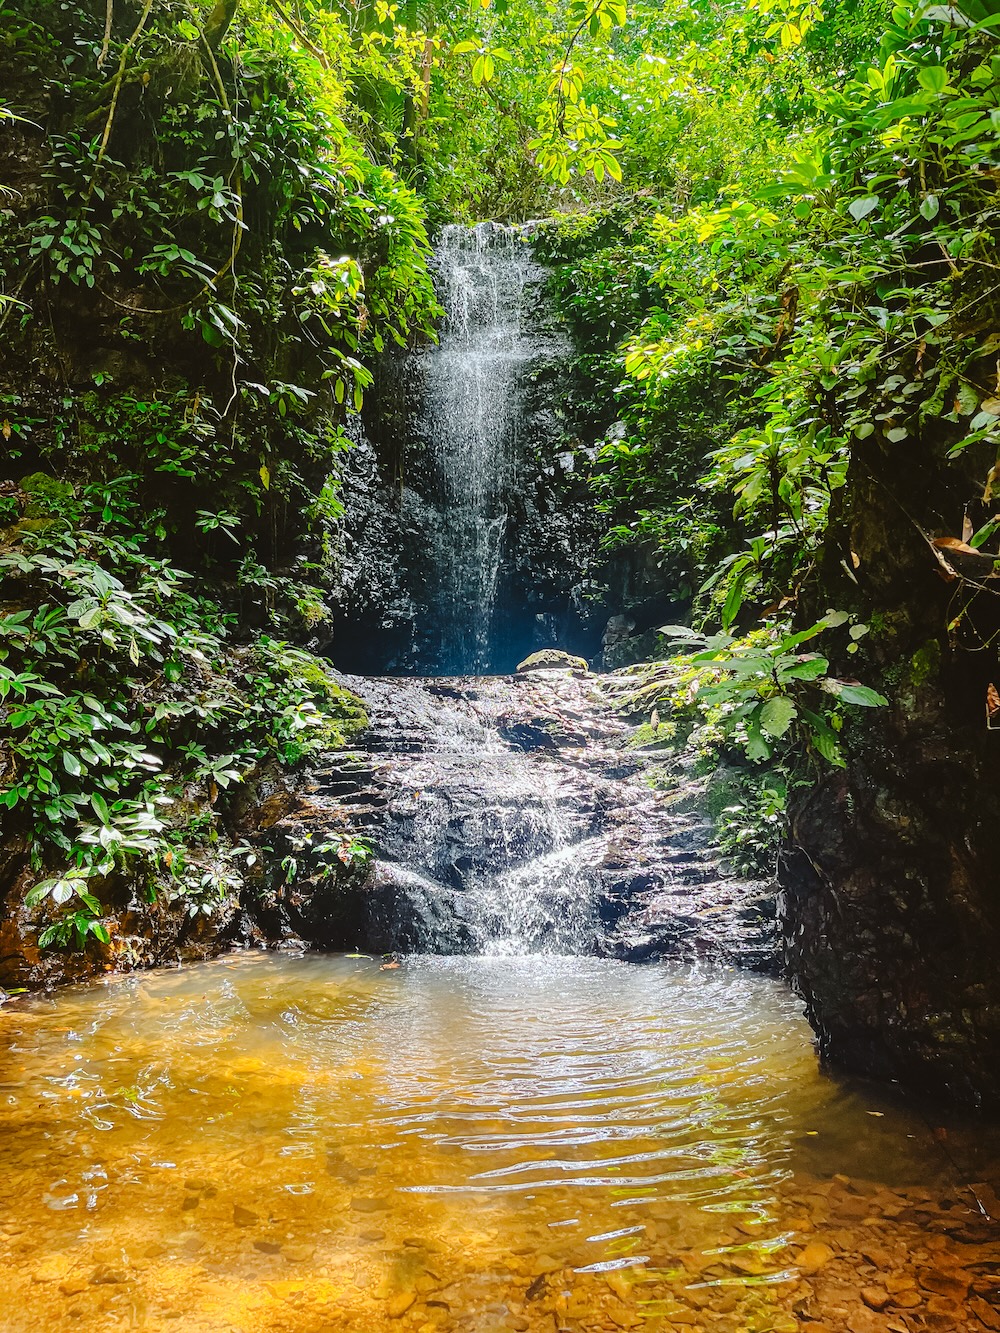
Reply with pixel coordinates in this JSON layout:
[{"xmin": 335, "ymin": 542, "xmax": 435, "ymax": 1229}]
[
  {"xmin": 0, "ymin": 478, "xmax": 366, "ymax": 949},
  {"xmin": 1, "ymin": 0, "xmax": 442, "ymax": 616},
  {"xmin": 279, "ymin": 831, "xmax": 373, "ymax": 887},
  {"xmin": 540, "ymin": 0, "xmax": 999, "ymax": 712},
  {"xmin": 715, "ymin": 775, "xmax": 788, "ymax": 878},
  {"xmin": 619, "ymin": 613, "xmax": 886, "ymax": 769}
]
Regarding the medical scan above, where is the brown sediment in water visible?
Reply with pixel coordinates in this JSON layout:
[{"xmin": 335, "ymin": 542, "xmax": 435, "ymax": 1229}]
[{"xmin": 0, "ymin": 952, "xmax": 997, "ymax": 1332}]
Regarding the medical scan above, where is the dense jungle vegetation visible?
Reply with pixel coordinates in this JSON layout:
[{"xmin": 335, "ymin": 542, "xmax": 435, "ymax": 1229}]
[{"xmin": 2, "ymin": 0, "xmax": 1000, "ymax": 946}]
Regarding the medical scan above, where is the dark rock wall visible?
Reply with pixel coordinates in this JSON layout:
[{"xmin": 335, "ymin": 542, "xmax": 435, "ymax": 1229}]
[{"xmin": 781, "ymin": 443, "xmax": 1000, "ymax": 1106}]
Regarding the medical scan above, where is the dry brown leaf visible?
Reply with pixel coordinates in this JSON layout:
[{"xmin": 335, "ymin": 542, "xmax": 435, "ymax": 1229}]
[{"xmin": 933, "ymin": 536, "xmax": 979, "ymax": 555}]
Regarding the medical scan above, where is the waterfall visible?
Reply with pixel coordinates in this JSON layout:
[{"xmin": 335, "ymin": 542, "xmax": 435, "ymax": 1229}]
[
  {"xmin": 410, "ymin": 222, "xmax": 554, "ymax": 675},
  {"xmin": 325, "ymin": 223, "xmax": 774, "ymax": 963},
  {"xmin": 336, "ymin": 219, "xmax": 592, "ymax": 677}
]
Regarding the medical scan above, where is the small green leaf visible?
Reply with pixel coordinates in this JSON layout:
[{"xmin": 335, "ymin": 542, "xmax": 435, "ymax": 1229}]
[
  {"xmin": 779, "ymin": 655, "xmax": 829, "ymax": 682},
  {"xmin": 970, "ymin": 519, "xmax": 1000, "ymax": 549}
]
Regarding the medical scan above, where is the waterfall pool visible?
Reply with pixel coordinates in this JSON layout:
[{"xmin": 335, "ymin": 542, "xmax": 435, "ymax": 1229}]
[{"xmin": 1, "ymin": 952, "xmax": 997, "ymax": 1332}]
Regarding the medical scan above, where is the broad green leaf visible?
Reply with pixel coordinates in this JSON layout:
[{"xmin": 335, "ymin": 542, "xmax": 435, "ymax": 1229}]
[
  {"xmin": 820, "ymin": 680, "xmax": 888, "ymax": 707},
  {"xmin": 778, "ymin": 655, "xmax": 830, "ymax": 682},
  {"xmin": 51, "ymin": 880, "xmax": 74, "ymax": 906},
  {"xmin": 721, "ymin": 569, "xmax": 749, "ymax": 630},
  {"xmin": 745, "ymin": 718, "xmax": 771, "ymax": 761},
  {"xmin": 917, "ymin": 66, "xmax": 950, "ymax": 94},
  {"xmin": 760, "ymin": 695, "xmax": 797, "ymax": 737},
  {"xmin": 801, "ymin": 708, "xmax": 846, "ymax": 767},
  {"xmin": 848, "ymin": 195, "xmax": 880, "ymax": 222}
]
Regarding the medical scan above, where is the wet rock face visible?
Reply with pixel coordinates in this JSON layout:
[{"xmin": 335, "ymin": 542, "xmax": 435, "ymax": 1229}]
[
  {"xmin": 781, "ymin": 459, "xmax": 1000, "ymax": 1107},
  {"xmin": 1, "ymin": 673, "xmax": 773, "ymax": 990},
  {"xmin": 326, "ymin": 671, "xmax": 778, "ymax": 968}
]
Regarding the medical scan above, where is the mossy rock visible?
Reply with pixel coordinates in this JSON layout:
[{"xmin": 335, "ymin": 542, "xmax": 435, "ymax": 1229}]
[
  {"xmin": 258, "ymin": 641, "xmax": 369, "ymax": 747},
  {"xmin": 516, "ymin": 649, "xmax": 589, "ymax": 673},
  {"xmin": 20, "ymin": 472, "xmax": 75, "ymax": 518}
]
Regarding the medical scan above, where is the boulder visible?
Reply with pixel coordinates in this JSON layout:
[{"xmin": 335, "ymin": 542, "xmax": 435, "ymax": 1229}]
[{"xmin": 516, "ymin": 649, "xmax": 589, "ymax": 673}]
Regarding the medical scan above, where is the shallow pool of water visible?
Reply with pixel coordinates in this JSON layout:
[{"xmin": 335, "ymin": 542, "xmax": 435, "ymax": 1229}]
[{"xmin": 1, "ymin": 953, "xmax": 997, "ymax": 1332}]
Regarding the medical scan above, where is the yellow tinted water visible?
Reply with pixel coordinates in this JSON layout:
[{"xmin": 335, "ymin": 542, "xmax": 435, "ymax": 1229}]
[{"xmin": 0, "ymin": 954, "xmax": 996, "ymax": 1333}]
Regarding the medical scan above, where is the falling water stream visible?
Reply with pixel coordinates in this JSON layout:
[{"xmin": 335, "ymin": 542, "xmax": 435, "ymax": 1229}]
[
  {"xmin": 408, "ymin": 222, "xmax": 563, "ymax": 675},
  {"xmin": 2, "ymin": 227, "xmax": 999, "ymax": 1332},
  {"xmin": 422, "ymin": 224, "xmax": 529, "ymax": 673}
]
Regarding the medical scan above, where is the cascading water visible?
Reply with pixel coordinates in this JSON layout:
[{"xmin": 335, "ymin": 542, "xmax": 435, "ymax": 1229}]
[
  {"xmin": 332, "ymin": 670, "xmax": 776, "ymax": 964},
  {"xmin": 365, "ymin": 226, "xmax": 602, "ymax": 950},
  {"xmin": 323, "ymin": 226, "xmax": 774, "ymax": 961},
  {"xmin": 337, "ymin": 673, "xmax": 609, "ymax": 956},
  {"xmin": 335, "ymin": 218, "xmax": 598, "ymax": 676},
  {"xmin": 408, "ymin": 222, "xmax": 561, "ymax": 675}
]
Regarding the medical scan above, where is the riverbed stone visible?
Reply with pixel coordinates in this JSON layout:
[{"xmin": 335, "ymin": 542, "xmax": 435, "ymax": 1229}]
[
  {"xmin": 516, "ymin": 650, "xmax": 589, "ymax": 673},
  {"xmin": 386, "ymin": 1288, "xmax": 417, "ymax": 1317},
  {"xmin": 798, "ymin": 1242, "xmax": 836, "ymax": 1274},
  {"xmin": 350, "ymin": 1196, "xmax": 390, "ymax": 1213}
]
